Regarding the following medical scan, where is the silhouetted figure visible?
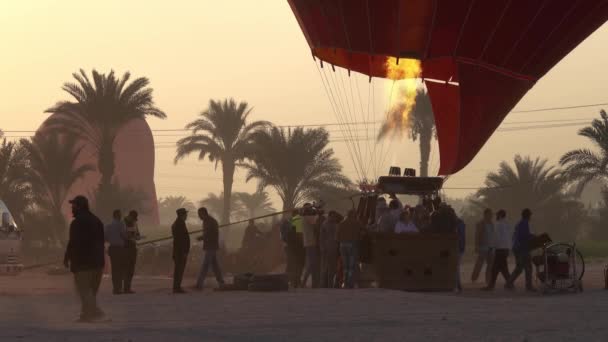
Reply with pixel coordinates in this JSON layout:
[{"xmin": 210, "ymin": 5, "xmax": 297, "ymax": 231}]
[
  {"xmin": 320, "ymin": 211, "xmax": 340, "ymax": 288},
  {"xmin": 301, "ymin": 207, "xmax": 320, "ymax": 288},
  {"xmin": 455, "ymin": 213, "xmax": 466, "ymax": 293},
  {"xmin": 507, "ymin": 209, "xmax": 536, "ymax": 291},
  {"xmin": 242, "ymin": 219, "xmax": 262, "ymax": 250},
  {"xmin": 105, "ymin": 209, "xmax": 127, "ymax": 295},
  {"xmin": 484, "ymin": 210, "xmax": 512, "ymax": 291},
  {"xmin": 281, "ymin": 211, "xmax": 297, "ymax": 286},
  {"xmin": 290, "ymin": 209, "xmax": 305, "ymax": 287},
  {"xmin": 123, "ymin": 210, "xmax": 141, "ymax": 294},
  {"xmin": 171, "ymin": 208, "xmax": 190, "ymax": 293},
  {"xmin": 471, "ymin": 208, "xmax": 494, "ymax": 284},
  {"xmin": 196, "ymin": 207, "xmax": 225, "ymax": 289},
  {"xmin": 336, "ymin": 209, "xmax": 364, "ymax": 289},
  {"xmin": 63, "ymin": 195, "xmax": 105, "ymax": 322},
  {"xmin": 377, "ymin": 200, "xmax": 400, "ymax": 232}
]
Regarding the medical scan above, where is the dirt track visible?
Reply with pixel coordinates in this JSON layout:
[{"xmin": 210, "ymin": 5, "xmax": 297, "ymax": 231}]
[{"xmin": 1, "ymin": 262, "xmax": 607, "ymax": 342}]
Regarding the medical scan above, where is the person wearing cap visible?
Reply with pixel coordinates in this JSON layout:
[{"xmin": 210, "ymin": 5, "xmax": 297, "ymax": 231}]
[
  {"xmin": 104, "ymin": 209, "xmax": 127, "ymax": 295},
  {"xmin": 195, "ymin": 207, "xmax": 225, "ymax": 290},
  {"xmin": 123, "ymin": 210, "xmax": 142, "ymax": 294},
  {"xmin": 171, "ymin": 208, "xmax": 190, "ymax": 293},
  {"xmin": 63, "ymin": 195, "xmax": 106, "ymax": 322}
]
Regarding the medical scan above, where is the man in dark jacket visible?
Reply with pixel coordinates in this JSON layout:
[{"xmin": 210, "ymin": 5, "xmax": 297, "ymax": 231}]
[
  {"xmin": 195, "ymin": 207, "xmax": 225, "ymax": 289},
  {"xmin": 171, "ymin": 208, "xmax": 190, "ymax": 294},
  {"xmin": 63, "ymin": 195, "xmax": 105, "ymax": 322},
  {"xmin": 507, "ymin": 208, "xmax": 535, "ymax": 291}
]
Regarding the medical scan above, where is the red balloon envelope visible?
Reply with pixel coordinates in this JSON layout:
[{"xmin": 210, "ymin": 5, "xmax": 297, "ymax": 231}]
[{"xmin": 288, "ymin": 0, "xmax": 608, "ymax": 175}]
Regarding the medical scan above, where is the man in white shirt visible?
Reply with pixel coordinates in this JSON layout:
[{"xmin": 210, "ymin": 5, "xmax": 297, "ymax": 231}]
[{"xmin": 483, "ymin": 209, "xmax": 512, "ymax": 290}]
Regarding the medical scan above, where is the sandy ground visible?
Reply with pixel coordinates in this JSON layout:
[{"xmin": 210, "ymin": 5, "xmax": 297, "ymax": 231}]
[{"xmin": 1, "ymin": 261, "xmax": 608, "ymax": 342}]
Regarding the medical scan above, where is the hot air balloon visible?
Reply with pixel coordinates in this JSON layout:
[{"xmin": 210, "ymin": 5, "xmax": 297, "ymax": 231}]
[{"xmin": 288, "ymin": 0, "xmax": 608, "ymax": 178}]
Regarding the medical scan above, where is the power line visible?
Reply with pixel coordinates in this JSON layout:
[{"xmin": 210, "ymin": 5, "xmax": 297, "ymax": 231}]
[
  {"xmin": 511, "ymin": 102, "xmax": 608, "ymax": 114},
  {"xmin": 2, "ymin": 101, "xmax": 606, "ymax": 135}
]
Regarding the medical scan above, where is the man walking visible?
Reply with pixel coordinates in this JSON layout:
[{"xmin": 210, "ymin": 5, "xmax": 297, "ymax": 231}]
[
  {"xmin": 195, "ymin": 208, "xmax": 225, "ymax": 290},
  {"xmin": 123, "ymin": 210, "xmax": 141, "ymax": 294},
  {"xmin": 171, "ymin": 208, "xmax": 190, "ymax": 294},
  {"xmin": 483, "ymin": 209, "xmax": 512, "ymax": 291},
  {"xmin": 105, "ymin": 209, "xmax": 126, "ymax": 295},
  {"xmin": 507, "ymin": 208, "xmax": 536, "ymax": 291},
  {"xmin": 471, "ymin": 208, "xmax": 494, "ymax": 284},
  {"xmin": 336, "ymin": 209, "xmax": 363, "ymax": 289},
  {"xmin": 64, "ymin": 195, "xmax": 105, "ymax": 322}
]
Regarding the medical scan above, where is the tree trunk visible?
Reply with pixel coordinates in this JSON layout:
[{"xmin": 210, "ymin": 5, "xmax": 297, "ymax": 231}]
[
  {"xmin": 221, "ymin": 160, "xmax": 235, "ymax": 224},
  {"xmin": 419, "ymin": 129, "xmax": 432, "ymax": 177},
  {"xmin": 99, "ymin": 130, "xmax": 116, "ymax": 183},
  {"xmin": 96, "ymin": 131, "xmax": 117, "ymax": 218},
  {"xmin": 282, "ymin": 189, "xmax": 297, "ymax": 212}
]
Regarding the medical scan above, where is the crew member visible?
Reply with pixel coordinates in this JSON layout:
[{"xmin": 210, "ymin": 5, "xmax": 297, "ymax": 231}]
[
  {"xmin": 507, "ymin": 209, "xmax": 536, "ymax": 291},
  {"xmin": 123, "ymin": 210, "xmax": 141, "ymax": 294},
  {"xmin": 105, "ymin": 209, "xmax": 126, "ymax": 294},
  {"xmin": 196, "ymin": 207, "xmax": 225, "ymax": 290},
  {"xmin": 64, "ymin": 195, "xmax": 105, "ymax": 322},
  {"xmin": 171, "ymin": 208, "xmax": 190, "ymax": 293}
]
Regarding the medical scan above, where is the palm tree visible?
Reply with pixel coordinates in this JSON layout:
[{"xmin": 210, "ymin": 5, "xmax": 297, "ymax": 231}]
[
  {"xmin": 21, "ymin": 134, "xmax": 94, "ymax": 242},
  {"xmin": 0, "ymin": 139, "xmax": 32, "ymax": 228},
  {"xmin": 158, "ymin": 196, "xmax": 195, "ymax": 224},
  {"xmin": 475, "ymin": 155, "xmax": 584, "ymax": 240},
  {"xmin": 244, "ymin": 126, "xmax": 352, "ymax": 210},
  {"xmin": 199, "ymin": 192, "xmax": 245, "ymax": 222},
  {"xmin": 409, "ymin": 90, "xmax": 435, "ymax": 177},
  {"xmin": 234, "ymin": 191, "xmax": 275, "ymax": 219},
  {"xmin": 91, "ymin": 183, "xmax": 149, "ymax": 222},
  {"xmin": 560, "ymin": 110, "xmax": 608, "ymax": 194},
  {"xmin": 175, "ymin": 99, "xmax": 268, "ymax": 223},
  {"xmin": 44, "ymin": 69, "xmax": 166, "ymax": 207},
  {"xmin": 306, "ymin": 183, "xmax": 357, "ymax": 216}
]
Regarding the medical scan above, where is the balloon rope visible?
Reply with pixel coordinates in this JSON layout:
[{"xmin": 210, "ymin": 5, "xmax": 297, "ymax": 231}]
[{"xmin": 315, "ymin": 62, "xmax": 362, "ymax": 181}]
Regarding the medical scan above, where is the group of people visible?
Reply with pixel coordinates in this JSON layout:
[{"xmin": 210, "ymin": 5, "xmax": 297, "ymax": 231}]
[
  {"xmin": 63, "ymin": 194, "xmax": 227, "ymax": 322},
  {"xmin": 170, "ymin": 207, "xmax": 225, "ymax": 294},
  {"xmin": 472, "ymin": 208, "xmax": 537, "ymax": 291},
  {"xmin": 281, "ymin": 205, "xmax": 364, "ymax": 289},
  {"xmin": 104, "ymin": 209, "xmax": 142, "ymax": 295},
  {"xmin": 61, "ymin": 191, "xmax": 539, "ymax": 322},
  {"xmin": 375, "ymin": 196, "xmax": 468, "ymax": 292},
  {"xmin": 280, "ymin": 196, "xmax": 466, "ymax": 291}
]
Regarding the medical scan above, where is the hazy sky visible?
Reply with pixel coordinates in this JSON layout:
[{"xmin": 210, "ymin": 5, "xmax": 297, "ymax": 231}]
[{"xmin": 2, "ymin": 1, "xmax": 607, "ymax": 207}]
